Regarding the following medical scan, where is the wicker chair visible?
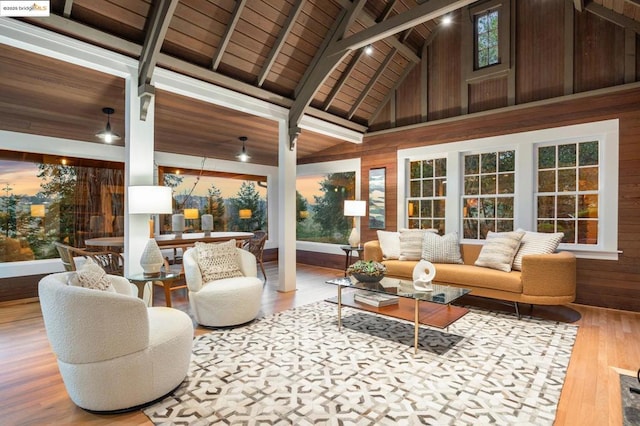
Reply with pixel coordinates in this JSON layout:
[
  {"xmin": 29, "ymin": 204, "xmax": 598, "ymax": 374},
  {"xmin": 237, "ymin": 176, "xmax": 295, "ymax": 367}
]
[
  {"xmin": 243, "ymin": 230, "xmax": 267, "ymax": 282},
  {"xmin": 54, "ymin": 241, "xmax": 124, "ymax": 276}
]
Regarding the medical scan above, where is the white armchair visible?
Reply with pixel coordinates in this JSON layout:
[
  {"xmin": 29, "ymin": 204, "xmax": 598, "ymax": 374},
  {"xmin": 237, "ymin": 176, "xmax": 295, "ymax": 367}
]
[
  {"xmin": 38, "ymin": 272, "xmax": 193, "ymax": 412},
  {"xmin": 183, "ymin": 246, "xmax": 263, "ymax": 327}
]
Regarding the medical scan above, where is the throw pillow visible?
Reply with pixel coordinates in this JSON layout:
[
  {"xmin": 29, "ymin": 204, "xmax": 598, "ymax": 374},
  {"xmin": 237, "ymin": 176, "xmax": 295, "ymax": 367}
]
[
  {"xmin": 377, "ymin": 230, "xmax": 400, "ymax": 259},
  {"xmin": 195, "ymin": 240, "xmax": 243, "ymax": 282},
  {"xmin": 511, "ymin": 229, "xmax": 564, "ymax": 271},
  {"xmin": 421, "ymin": 232, "xmax": 464, "ymax": 264},
  {"xmin": 68, "ymin": 257, "xmax": 114, "ymax": 291},
  {"xmin": 474, "ymin": 230, "xmax": 525, "ymax": 273},
  {"xmin": 399, "ymin": 228, "xmax": 437, "ymax": 260}
]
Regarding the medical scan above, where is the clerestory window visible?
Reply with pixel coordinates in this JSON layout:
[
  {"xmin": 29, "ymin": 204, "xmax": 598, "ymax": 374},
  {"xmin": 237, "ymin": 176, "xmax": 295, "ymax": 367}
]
[{"xmin": 474, "ymin": 8, "xmax": 500, "ymax": 69}]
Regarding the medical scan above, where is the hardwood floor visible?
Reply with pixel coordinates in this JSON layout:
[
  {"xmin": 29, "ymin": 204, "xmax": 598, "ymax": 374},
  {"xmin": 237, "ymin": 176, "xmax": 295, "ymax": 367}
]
[{"xmin": 1, "ymin": 263, "xmax": 638, "ymax": 425}]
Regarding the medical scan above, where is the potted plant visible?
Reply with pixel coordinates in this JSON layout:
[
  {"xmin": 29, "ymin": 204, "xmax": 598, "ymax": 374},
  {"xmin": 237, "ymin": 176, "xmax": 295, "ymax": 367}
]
[{"xmin": 347, "ymin": 260, "xmax": 387, "ymax": 283}]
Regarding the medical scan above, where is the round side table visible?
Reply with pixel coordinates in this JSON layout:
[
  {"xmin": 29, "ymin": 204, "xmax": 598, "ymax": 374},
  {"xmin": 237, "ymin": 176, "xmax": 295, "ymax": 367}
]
[{"xmin": 340, "ymin": 245, "xmax": 364, "ymax": 277}]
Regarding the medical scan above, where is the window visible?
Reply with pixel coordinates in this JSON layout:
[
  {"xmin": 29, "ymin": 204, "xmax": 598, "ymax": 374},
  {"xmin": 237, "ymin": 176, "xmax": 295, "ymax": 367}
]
[
  {"xmin": 407, "ymin": 158, "xmax": 447, "ymax": 233},
  {"xmin": 475, "ymin": 8, "xmax": 499, "ymax": 69},
  {"xmin": 398, "ymin": 119, "xmax": 618, "ymax": 260},
  {"xmin": 536, "ymin": 141, "xmax": 599, "ymax": 244},
  {"xmin": 462, "ymin": 150, "xmax": 515, "ymax": 239},
  {"xmin": 296, "ymin": 172, "xmax": 356, "ymax": 244},
  {"xmin": 0, "ymin": 150, "xmax": 124, "ymax": 263},
  {"xmin": 160, "ymin": 168, "xmax": 267, "ymax": 233}
]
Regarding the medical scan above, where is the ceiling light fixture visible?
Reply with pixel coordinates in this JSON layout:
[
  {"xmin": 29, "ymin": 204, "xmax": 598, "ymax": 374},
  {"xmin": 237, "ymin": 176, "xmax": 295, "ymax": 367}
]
[
  {"xmin": 236, "ymin": 136, "xmax": 251, "ymax": 162},
  {"xmin": 441, "ymin": 15, "xmax": 453, "ymax": 26},
  {"xmin": 364, "ymin": 45, "xmax": 374, "ymax": 55},
  {"xmin": 96, "ymin": 107, "xmax": 121, "ymax": 143}
]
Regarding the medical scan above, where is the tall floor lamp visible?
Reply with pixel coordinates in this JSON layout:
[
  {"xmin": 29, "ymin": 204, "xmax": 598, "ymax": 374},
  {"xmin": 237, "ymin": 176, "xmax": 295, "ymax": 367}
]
[
  {"xmin": 344, "ymin": 200, "xmax": 366, "ymax": 248},
  {"xmin": 128, "ymin": 185, "xmax": 173, "ymax": 277}
]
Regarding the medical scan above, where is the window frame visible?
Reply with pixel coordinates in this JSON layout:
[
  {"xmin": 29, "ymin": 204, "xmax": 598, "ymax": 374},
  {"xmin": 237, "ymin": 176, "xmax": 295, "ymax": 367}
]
[
  {"xmin": 296, "ymin": 158, "xmax": 361, "ymax": 256},
  {"xmin": 407, "ymin": 157, "xmax": 448, "ymax": 232},
  {"xmin": 464, "ymin": 0, "xmax": 511, "ymax": 82},
  {"xmin": 397, "ymin": 119, "xmax": 619, "ymax": 260}
]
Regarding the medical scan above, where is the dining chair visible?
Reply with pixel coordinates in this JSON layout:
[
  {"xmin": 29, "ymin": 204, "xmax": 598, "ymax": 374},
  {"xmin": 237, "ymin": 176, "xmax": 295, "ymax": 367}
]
[
  {"xmin": 54, "ymin": 241, "xmax": 125, "ymax": 276},
  {"xmin": 243, "ymin": 230, "xmax": 267, "ymax": 282}
]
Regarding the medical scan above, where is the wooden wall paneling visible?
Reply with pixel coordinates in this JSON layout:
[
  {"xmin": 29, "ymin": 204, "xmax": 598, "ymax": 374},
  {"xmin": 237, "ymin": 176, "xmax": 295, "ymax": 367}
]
[
  {"xmin": 564, "ymin": 1, "xmax": 575, "ymax": 95},
  {"xmin": 0, "ymin": 275, "xmax": 46, "ymax": 303},
  {"xmin": 467, "ymin": 77, "xmax": 508, "ymax": 114},
  {"xmin": 363, "ymin": 86, "xmax": 640, "ymax": 311},
  {"xmin": 368, "ymin": 99, "xmax": 392, "ymax": 131},
  {"xmin": 625, "ymin": 29, "xmax": 637, "ymax": 83},
  {"xmin": 574, "ymin": 10, "xmax": 626, "ymax": 93},
  {"xmin": 395, "ymin": 64, "xmax": 422, "ymax": 127},
  {"xmin": 428, "ymin": 19, "xmax": 462, "ymax": 121},
  {"xmin": 516, "ymin": 0, "xmax": 565, "ymax": 104}
]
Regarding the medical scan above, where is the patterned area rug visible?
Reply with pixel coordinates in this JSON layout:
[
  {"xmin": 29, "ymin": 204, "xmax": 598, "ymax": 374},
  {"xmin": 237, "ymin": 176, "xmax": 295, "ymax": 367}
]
[{"xmin": 144, "ymin": 301, "xmax": 577, "ymax": 425}]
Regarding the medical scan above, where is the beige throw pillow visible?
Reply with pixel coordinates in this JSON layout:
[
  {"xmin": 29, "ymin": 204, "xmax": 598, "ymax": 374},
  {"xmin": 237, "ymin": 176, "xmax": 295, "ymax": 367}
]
[
  {"xmin": 399, "ymin": 229, "xmax": 436, "ymax": 260},
  {"xmin": 511, "ymin": 229, "xmax": 564, "ymax": 271},
  {"xmin": 421, "ymin": 232, "xmax": 464, "ymax": 264},
  {"xmin": 68, "ymin": 257, "xmax": 114, "ymax": 291},
  {"xmin": 195, "ymin": 240, "xmax": 243, "ymax": 282},
  {"xmin": 377, "ymin": 230, "xmax": 400, "ymax": 259},
  {"xmin": 474, "ymin": 231, "xmax": 525, "ymax": 272}
]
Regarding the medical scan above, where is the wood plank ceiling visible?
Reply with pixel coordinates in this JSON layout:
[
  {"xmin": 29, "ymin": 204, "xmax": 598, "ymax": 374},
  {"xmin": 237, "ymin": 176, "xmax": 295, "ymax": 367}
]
[{"xmin": 1, "ymin": 0, "xmax": 639, "ymax": 166}]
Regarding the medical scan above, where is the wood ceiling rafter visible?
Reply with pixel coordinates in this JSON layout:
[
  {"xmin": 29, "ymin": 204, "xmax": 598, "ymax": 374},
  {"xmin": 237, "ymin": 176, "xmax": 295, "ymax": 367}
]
[
  {"xmin": 323, "ymin": 0, "xmax": 399, "ymax": 112},
  {"xmin": 585, "ymin": 1, "xmax": 640, "ymax": 33},
  {"xmin": 288, "ymin": 0, "xmax": 367, "ymax": 149},
  {"xmin": 348, "ymin": 47, "xmax": 396, "ymax": 119},
  {"xmin": 574, "ymin": 0, "xmax": 584, "ymax": 12},
  {"xmin": 257, "ymin": 0, "xmax": 306, "ymax": 87},
  {"xmin": 211, "ymin": 0, "xmax": 248, "ymax": 71},
  {"xmin": 138, "ymin": 0, "xmax": 179, "ymax": 120},
  {"xmin": 289, "ymin": 0, "xmax": 476, "ymax": 148}
]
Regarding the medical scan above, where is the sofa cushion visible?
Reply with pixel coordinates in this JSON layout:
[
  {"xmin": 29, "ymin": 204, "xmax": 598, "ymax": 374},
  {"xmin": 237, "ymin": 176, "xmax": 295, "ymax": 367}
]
[
  {"xmin": 377, "ymin": 230, "xmax": 400, "ymax": 260},
  {"xmin": 382, "ymin": 259, "xmax": 419, "ymax": 279},
  {"xmin": 195, "ymin": 240, "xmax": 243, "ymax": 282},
  {"xmin": 512, "ymin": 229, "xmax": 564, "ymax": 271},
  {"xmin": 435, "ymin": 263, "xmax": 523, "ymax": 294},
  {"xmin": 399, "ymin": 229, "xmax": 426, "ymax": 261},
  {"xmin": 421, "ymin": 232, "xmax": 464, "ymax": 264},
  {"xmin": 474, "ymin": 231, "xmax": 525, "ymax": 272}
]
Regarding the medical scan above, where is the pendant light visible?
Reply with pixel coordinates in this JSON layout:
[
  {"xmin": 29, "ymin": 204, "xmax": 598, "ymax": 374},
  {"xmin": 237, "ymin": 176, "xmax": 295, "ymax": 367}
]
[
  {"xmin": 236, "ymin": 136, "xmax": 251, "ymax": 162},
  {"xmin": 96, "ymin": 107, "xmax": 121, "ymax": 143}
]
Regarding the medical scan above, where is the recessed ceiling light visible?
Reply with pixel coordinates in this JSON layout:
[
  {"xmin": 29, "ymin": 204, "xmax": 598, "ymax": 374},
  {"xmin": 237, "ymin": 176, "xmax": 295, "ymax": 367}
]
[
  {"xmin": 441, "ymin": 15, "xmax": 453, "ymax": 26},
  {"xmin": 364, "ymin": 45, "xmax": 373, "ymax": 55}
]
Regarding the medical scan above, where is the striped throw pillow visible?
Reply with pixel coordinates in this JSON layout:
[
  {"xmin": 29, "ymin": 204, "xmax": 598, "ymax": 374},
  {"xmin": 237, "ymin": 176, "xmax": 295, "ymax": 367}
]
[
  {"xmin": 399, "ymin": 229, "xmax": 427, "ymax": 260},
  {"xmin": 511, "ymin": 229, "xmax": 564, "ymax": 271},
  {"xmin": 421, "ymin": 232, "xmax": 464, "ymax": 264},
  {"xmin": 474, "ymin": 231, "xmax": 525, "ymax": 272}
]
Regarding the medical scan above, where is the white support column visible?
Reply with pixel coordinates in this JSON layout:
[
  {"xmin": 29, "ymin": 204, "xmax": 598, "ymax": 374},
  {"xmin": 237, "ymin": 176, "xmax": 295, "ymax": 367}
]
[
  {"xmin": 124, "ymin": 73, "xmax": 156, "ymax": 276},
  {"xmin": 277, "ymin": 119, "xmax": 297, "ymax": 292}
]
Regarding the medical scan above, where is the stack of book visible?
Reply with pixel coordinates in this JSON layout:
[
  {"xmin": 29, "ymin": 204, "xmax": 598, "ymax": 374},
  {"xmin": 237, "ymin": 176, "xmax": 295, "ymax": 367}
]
[{"xmin": 353, "ymin": 291, "xmax": 399, "ymax": 307}]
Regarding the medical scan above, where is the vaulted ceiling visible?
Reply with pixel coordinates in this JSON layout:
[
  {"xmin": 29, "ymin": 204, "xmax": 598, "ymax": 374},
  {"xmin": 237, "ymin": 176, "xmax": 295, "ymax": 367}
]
[{"xmin": 2, "ymin": 0, "xmax": 640, "ymax": 166}]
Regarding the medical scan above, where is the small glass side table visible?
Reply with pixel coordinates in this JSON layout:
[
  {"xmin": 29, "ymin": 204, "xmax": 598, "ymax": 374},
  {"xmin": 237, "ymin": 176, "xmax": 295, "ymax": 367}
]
[
  {"xmin": 339, "ymin": 245, "xmax": 364, "ymax": 276},
  {"xmin": 127, "ymin": 271, "xmax": 182, "ymax": 307}
]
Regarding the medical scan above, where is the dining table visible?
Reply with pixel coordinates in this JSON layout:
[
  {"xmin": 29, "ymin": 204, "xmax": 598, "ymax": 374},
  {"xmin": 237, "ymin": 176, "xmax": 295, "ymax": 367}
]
[{"xmin": 85, "ymin": 231, "xmax": 255, "ymax": 251}]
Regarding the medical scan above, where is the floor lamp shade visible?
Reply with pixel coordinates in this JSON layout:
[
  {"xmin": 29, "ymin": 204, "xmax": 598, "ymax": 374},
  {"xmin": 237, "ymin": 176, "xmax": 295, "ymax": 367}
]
[
  {"xmin": 344, "ymin": 200, "xmax": 366, "ymax": 247},
  {"xmin": 128, "ymin": 186, "xmax": 173, "ymax": 276}
]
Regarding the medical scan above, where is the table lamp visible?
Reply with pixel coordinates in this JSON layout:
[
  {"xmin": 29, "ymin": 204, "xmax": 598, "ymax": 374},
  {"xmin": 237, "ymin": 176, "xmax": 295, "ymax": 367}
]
[
  {"xmin": 128, "ymin": 185, "xmax": 173, "ymax": 277},
  {"xmin": 344, "ymin": 200, "xmax": 366, "ymax": 248}
]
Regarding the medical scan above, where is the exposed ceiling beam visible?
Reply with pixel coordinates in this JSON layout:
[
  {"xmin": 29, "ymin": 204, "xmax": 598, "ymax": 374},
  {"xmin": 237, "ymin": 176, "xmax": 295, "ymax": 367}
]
[
  {"xmin": 573, "ymin": 0, "xmax": 584, "ymax": 12},
  {"xmin": 63, "ymin": 0, "xmax": 73, "ymax": 18},
  {"xmin": 585, "ymin": 1, "xmax": 640, "ymax": 33},
  {"xmin": 334, "ymin": 0, "xmax": 420, "ymax": 62},
  {"xmin": 258, "ymin": 0, "xmax": 305, "ymax": 87},
  {"xmin": 348, "ymin": 48, "xmax": 396, "ymax": 119},
  {"xmin": 324, "ymin": 0, "xmax": 399, "ymax": 111},
  {"xmin": 288, "ymin": 0, "xmax": 367, "ymax": 149},
  {"xmin": 23, "ymin": 14, "xmax": 367, "ymax": 134},
  {"xmin": 328, "ymin": 0, "xmax": 477, "ymax": 55},
  {"xmin": 626, "ymin": 0, "xmax": 640, "ymax": 6},
  {"xmin": 211, "ymin": 0, "xmax": 247, "ymax": 71},
  {"xmin": 369, "ymin": 61, "xmax": 417, "ymax": 124},
  {"xmin": 138, "ymin": 0, "xmax": 179, "ymax": 120}
]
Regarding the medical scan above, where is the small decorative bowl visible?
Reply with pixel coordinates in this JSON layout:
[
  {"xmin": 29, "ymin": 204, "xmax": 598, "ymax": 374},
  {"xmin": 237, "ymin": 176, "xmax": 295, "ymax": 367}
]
[{"xmin": 352, "ymin": 273, "xmax": 384, "ymax": 283}]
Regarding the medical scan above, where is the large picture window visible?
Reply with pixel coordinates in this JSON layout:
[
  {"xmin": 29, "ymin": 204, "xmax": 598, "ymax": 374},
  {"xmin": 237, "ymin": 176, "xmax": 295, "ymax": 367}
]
[{"xmin": 407, "ymin": 158, "xmax": 447, "ymax": 233}]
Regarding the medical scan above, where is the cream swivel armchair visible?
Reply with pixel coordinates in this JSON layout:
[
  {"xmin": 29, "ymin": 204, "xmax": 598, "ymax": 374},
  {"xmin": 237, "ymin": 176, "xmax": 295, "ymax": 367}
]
[
  {"xmin": 38, "ymin": 272, "xmax": 193, "ymax": 412},
  {"xmin": 183, "ymin": 244, "xmax": 263, "ymax": 327}
]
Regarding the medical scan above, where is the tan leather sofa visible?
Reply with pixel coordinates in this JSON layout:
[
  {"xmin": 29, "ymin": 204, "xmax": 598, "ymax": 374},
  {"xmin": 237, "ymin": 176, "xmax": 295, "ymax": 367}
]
[{"xmin": 363, "ymin": 240, "xmax": 576, "ymax": 310}]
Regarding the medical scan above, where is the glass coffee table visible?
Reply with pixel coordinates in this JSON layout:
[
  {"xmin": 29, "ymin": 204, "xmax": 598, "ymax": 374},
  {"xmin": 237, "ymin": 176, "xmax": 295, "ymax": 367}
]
[{"xmin": 326, "ymin": 276, "xmax": 471, "ymax": 354}]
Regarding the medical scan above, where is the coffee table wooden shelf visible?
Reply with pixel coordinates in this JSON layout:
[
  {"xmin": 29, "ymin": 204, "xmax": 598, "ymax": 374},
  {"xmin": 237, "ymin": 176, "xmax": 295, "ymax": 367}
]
[{"xmin": 325, "ymin": 277, "xmax": 471, "ymax": 354}]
